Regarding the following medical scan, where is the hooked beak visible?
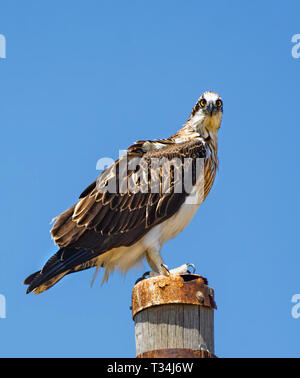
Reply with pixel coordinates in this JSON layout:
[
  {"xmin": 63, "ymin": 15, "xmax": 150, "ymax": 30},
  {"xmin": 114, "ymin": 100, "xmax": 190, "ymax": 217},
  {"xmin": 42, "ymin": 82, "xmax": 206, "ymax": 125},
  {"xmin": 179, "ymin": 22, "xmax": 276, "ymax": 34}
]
[{"xmin": 206, "ymin": 102, "xmax": 215, "ymax": 116}]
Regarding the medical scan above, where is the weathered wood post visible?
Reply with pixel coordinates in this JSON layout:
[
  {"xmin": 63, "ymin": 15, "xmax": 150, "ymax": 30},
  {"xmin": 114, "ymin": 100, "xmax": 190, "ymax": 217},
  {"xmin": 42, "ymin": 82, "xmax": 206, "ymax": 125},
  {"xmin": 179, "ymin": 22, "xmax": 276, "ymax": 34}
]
[{"xmin": 131, "ymin": 273, "xmax": 217, "ymax": 358}]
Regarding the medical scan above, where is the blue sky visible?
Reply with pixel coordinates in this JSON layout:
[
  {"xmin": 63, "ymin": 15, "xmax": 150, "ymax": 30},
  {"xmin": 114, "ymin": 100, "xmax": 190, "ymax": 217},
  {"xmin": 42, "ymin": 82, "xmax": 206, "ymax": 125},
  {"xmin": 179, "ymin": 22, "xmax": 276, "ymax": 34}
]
[{"xmin": 0, "ymin": 1, "xmax": 300, "ymax": 357}]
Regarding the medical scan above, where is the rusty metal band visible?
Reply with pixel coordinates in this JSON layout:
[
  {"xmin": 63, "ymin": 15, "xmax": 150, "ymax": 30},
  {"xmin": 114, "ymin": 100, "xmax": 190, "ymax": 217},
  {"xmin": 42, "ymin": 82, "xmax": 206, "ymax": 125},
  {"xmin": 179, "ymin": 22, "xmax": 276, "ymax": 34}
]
[
  {"xmin": 136, "ymin": 348, "xmax": 217, "ymax": 358},
  {"xmin": 132, "ymin": 274, "xmax": 217, "ymax": 318}
]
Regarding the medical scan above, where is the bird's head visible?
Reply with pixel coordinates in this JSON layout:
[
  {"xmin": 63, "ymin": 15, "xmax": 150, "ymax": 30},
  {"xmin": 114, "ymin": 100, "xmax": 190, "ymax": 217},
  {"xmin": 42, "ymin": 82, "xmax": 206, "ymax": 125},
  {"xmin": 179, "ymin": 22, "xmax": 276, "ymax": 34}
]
[{"xmin": 188, "ymin": 91, "xmax": 223, "ymax": 139}]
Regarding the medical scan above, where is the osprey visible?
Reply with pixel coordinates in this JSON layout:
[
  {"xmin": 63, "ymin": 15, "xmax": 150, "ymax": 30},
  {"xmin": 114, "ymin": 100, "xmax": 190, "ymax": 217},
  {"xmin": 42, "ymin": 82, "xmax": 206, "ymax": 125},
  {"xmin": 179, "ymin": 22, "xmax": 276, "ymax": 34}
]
[{"xmin": 24, "ymin": 91, "xmax": 223, "ymax": 294}]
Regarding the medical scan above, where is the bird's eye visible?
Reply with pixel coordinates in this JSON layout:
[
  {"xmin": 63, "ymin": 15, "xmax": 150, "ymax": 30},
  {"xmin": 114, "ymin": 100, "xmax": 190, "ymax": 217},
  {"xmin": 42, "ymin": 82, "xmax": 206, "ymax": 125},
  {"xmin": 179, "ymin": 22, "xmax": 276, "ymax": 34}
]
[
  {"xmin": 200, "ymin": 99, "xmax": 207, "ymax": 107},
  {"xmin": 216, "ymin": 99, "xmax": 222, "ymax": 108}
]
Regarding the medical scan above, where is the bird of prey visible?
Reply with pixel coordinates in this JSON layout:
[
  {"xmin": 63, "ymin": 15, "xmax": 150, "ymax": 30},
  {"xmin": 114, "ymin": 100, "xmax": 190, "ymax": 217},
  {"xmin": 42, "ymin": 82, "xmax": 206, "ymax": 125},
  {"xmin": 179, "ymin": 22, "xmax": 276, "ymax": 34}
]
[{"xmin": 24, "ymin": 91, "xmax": 223, "ymax": 294}]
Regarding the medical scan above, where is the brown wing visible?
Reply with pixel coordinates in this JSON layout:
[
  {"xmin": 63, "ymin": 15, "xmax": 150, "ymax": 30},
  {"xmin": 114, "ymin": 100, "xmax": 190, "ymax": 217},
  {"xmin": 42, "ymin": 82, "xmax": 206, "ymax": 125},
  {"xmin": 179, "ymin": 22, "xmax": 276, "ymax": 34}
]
[
  {"xmin": 24, "ymin": 138, "xmax": 209, "ymax": 294},
  {"xmin": 51, "ymin": 138, "xmax": 207, "ymax": 254}
]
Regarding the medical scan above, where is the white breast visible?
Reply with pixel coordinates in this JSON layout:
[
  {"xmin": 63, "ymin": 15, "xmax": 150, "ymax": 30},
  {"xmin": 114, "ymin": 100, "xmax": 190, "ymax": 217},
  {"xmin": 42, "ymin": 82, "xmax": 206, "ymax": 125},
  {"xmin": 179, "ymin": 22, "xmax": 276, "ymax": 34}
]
[
  {"xmin": 142, "ymin": 175, "xmax": 204, "ymax": 250},
  {"xmin": 161, "ymin": 186, "xmax": 202, "ymax": 244}
]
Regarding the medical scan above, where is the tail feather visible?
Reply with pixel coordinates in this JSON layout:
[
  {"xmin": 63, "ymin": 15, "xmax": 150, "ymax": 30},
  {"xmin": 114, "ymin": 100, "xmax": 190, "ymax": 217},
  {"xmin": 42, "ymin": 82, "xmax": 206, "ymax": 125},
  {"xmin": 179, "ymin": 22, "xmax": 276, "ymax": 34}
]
[
  {"xmin": 24, "ymin": 247, "xmax": 97, "ymax": 294},
  {"xmin": 23, "ymin": 271, "xmax": 40, "ymax": 285}
]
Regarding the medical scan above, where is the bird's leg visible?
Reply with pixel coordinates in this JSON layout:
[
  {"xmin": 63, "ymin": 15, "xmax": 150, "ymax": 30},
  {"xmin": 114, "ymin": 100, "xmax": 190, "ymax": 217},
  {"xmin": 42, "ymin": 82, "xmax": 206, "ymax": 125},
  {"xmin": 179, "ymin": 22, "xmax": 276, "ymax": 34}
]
[
  {"xmin": 145, "ymin": 248, "xmax": 169, "ymax": 277},
  {"xmin": 135, "ymin": 246, "xmax": 196, "ymax": 284},
  {"xmin": 135, "ymin": 247, "xmax": 167, "ymax": 284},
  {"xmin": 135, "ymin": 243, "xmax": 165, "ymax": 284},
  {"xmin": 145, "ymin": 249, "xmax": 196, "ymax": 276}
]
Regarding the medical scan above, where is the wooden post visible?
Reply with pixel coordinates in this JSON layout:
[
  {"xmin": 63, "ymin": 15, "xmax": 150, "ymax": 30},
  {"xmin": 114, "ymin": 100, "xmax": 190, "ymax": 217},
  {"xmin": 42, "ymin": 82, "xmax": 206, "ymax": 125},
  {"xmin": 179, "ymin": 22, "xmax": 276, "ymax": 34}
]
[{"xmin": 131, "ymin": 273, "xmax": 217, "ymax": 358}]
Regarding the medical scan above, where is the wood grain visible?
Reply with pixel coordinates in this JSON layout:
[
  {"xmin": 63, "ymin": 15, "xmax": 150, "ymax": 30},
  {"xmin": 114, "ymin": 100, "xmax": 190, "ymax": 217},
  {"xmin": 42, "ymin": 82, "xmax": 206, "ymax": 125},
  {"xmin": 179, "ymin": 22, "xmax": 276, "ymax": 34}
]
[{"xmin": 134, "ymin": 303, "xmax": 214, "ymax": 356}]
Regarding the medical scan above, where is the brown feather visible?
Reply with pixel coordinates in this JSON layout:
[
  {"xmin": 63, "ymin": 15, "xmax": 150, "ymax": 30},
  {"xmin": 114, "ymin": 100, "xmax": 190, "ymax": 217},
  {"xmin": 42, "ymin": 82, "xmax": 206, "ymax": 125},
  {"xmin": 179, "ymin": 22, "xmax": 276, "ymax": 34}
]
[{"xmin": 50, "ymin": 138, "xmax": 215, "ymax": 263}]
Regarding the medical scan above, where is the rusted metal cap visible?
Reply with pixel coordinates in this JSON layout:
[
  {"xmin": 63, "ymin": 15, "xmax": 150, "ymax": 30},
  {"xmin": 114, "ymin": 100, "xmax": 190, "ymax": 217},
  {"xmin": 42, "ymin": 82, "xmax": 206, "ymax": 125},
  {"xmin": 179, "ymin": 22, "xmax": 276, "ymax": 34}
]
[
  {"xmin": 132, "ymin": 274, "xmax": 216, "ymax": 318},
  {"xmin": 137, "ymin": 348, "xmax": 217, "ymax": 358}
]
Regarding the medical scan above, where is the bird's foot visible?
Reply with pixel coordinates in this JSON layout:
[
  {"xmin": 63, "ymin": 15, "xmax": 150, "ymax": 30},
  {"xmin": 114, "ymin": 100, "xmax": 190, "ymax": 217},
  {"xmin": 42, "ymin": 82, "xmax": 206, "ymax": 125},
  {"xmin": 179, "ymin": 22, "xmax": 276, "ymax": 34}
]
[
  {"xmin": 156, "ymin": 263, "xmax": 196, "ymax": 276},
  {"xmin": 169, "ymin": 263, "xmax": 196, "ymax": 275},
  {"xmin": 135, "ymin": 263, "xmax": 196, "ymax": 284},
  {"xmin": 134, "ymin": 264, "xmax": 169, "ymax": 284},
  {"xmin": 135, "ymin": 271, "xmax": 151, "ymax": 284},
  {"xmin": 142, "ymin": 264, "xmax": 170, "ymax": 278}
]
